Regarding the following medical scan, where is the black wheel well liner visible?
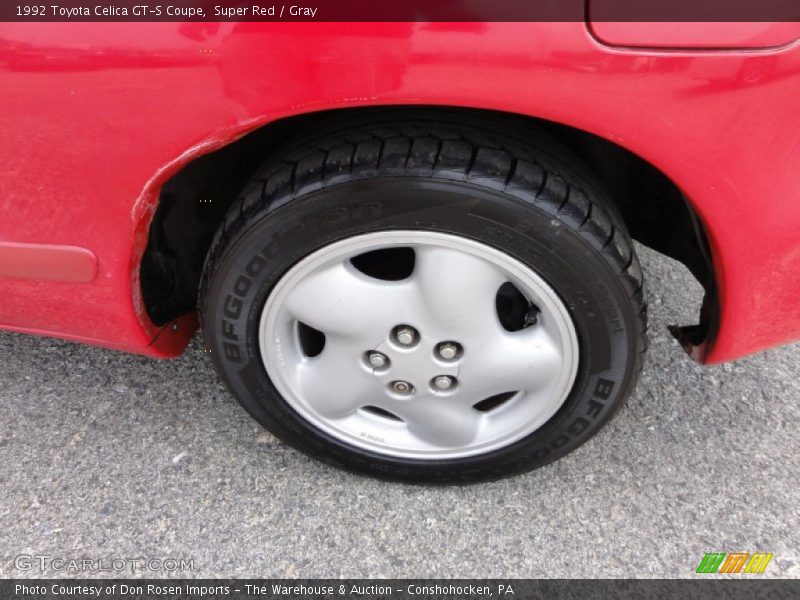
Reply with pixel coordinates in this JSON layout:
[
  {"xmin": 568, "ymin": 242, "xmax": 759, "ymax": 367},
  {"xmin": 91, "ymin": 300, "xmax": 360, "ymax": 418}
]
[{"xmin": 140, "ymin": 106, "xmax": 716, "ymax": 359}]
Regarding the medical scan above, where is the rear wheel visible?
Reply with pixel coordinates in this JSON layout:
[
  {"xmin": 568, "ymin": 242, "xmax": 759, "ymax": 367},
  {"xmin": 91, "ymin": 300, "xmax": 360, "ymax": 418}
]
[{"xmin": 200, "ymin": 112, "xmax": 647, "ymax": 483}]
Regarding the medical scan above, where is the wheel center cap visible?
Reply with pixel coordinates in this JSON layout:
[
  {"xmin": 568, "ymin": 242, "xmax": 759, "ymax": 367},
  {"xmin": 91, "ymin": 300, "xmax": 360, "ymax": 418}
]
[{"xmin": 370, "ymin": 333, "xmax": 459, "ymax": 395}]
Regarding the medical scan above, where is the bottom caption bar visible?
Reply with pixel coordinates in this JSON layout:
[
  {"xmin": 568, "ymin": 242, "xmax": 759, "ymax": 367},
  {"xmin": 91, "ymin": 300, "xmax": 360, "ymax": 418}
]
[{"xmin": 3, "ymin": 579, "xmax": 798, "ymax": 600}]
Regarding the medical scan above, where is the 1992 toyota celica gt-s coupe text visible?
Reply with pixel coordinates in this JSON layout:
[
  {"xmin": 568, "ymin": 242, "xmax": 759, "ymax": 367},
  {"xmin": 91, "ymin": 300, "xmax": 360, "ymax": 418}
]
[{"xmin": 1, "ymin": 14, "xmax": 799, "ymax": 482}]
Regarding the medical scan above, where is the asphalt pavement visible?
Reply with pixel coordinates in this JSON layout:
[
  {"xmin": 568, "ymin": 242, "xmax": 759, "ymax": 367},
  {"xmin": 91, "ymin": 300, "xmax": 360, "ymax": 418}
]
[{"xmin": 1, "ymin": 244, "xmax": 798, "ymax": 579}]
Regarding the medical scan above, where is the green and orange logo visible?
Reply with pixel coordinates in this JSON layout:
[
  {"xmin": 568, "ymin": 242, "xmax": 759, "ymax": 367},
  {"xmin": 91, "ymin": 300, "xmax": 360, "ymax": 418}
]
[{"xmin": 696, "ymin": 552, "xmax": 773, "ymax": 574}]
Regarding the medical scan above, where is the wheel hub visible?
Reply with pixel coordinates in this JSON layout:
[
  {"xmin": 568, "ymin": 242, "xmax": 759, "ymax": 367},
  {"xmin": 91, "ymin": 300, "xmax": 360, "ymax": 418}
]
[{"xmin": 370, "ymin": 329, "xmax": 460, "ymax": 398}]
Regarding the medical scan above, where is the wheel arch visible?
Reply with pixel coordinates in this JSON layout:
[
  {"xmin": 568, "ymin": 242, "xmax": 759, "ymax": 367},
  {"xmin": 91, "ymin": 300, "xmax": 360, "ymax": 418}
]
[{"xmin": 137, "ymin": 105, "xmax": 716, "ymax": 361}]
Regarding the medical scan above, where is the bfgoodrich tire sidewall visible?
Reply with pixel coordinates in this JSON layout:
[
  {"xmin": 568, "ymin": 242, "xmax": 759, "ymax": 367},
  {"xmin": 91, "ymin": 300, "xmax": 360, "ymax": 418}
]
[{"xmin": 204, "ymin": 178, "xmax": 640, "ymax": 483}]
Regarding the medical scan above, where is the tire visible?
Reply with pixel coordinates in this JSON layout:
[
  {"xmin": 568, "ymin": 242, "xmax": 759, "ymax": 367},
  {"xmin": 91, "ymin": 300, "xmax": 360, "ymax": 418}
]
[{"xmin": 200, "ymin": 111, "xmax": 647, "ymax": 484}]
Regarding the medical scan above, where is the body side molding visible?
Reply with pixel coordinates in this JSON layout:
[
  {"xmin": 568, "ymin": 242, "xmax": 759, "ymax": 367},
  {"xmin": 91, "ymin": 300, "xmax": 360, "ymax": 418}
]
[{"xmin": 0, "ymin": 241, "xmax": 97, "ymax": 283}]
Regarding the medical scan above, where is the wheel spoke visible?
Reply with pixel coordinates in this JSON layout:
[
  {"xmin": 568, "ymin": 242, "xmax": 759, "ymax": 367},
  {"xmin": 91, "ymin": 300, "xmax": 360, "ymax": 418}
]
[
  {"xmin": 393, "ymin": 397, "xmax": 482, "ymax": 448},
  {"xmin": 294, "ymin": 340, "xmax": 379, "ymax": 419},
  {"xmin": 412, "ymin": 246, "xmax": 508, "ymax": 339},
  {"xmin": 283, "ymin": 260, "xmax": 414, "ymax": 337},
  {"xmin": 460, "ymin": 325, "xmax": 564, "ymax": 401}
]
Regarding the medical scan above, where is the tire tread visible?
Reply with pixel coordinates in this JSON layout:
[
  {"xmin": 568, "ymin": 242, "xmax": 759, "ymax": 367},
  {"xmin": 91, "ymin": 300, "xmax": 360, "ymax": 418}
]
[{"xmin": 199, "ymin": 113, "xmax": 648, "ymax": 482}]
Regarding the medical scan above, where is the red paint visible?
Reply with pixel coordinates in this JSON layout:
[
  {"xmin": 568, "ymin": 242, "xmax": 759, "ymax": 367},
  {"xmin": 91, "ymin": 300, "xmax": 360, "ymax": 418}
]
[
  {"xmin": 0, "ymin": 22, "xmax": 798, "ymax": 364},
  {"xmin": 0, "ymin": 241, "xmax": 97, "ymax": 282}
]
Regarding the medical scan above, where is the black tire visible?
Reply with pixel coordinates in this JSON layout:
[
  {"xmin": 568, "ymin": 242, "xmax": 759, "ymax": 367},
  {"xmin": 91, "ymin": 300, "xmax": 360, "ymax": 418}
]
[{"xmin": 200, "ymin": 110, "xmax": 647, "ymax": 484}]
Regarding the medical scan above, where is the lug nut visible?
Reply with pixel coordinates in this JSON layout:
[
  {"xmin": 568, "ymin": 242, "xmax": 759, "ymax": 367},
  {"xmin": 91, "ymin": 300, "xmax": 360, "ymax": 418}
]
[
  {"xmin": 366, "ymin": 351, "xmax": 389, "ymax": 369},
  {"xmin": 436, "ymin": 342, "xmax": 461, "ymax": 361},
  {"xmin": 393, "ymin": 325, "xmax": 418, "ymax": 347},
  {"xmin": 433, "ymin": 375, "xmax": 456, "ymax": 391},
  {"xmin": 391, "ymin": 380, "xmax": 414, "ymax": 395}
]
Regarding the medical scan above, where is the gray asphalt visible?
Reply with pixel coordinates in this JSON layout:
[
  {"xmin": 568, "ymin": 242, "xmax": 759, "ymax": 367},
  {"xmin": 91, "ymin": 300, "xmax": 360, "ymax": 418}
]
[{"xmin": 1, "ymin": 244, "xmax": 798, "ymax": 579}]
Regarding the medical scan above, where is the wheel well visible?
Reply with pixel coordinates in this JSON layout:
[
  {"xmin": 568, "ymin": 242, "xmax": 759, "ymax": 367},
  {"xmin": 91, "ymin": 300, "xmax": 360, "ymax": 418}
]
[{"xmin": 140, "ymin": 106, "xmax": 715, "ymax": 357}]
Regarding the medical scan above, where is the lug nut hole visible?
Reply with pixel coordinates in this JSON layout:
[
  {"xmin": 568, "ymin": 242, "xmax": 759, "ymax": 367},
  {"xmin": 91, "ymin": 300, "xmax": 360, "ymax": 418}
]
[
  {"xmin": 435, "ymin": 341, "xmax": 462, "ymax": 361},
  {"xmin": 389, "ymin": 380, "xmax": 415, "ymax": 396},
  {"xmin": 392, "ymin": 325, "xmax": 419, "ymax": 347},
  {"xmin": 431, "ymin": 375, "xmax": 457, "ymax": 392},
  {"xmin": 365, "ymin": 351, "xmax": 390, "ymax": 370}
]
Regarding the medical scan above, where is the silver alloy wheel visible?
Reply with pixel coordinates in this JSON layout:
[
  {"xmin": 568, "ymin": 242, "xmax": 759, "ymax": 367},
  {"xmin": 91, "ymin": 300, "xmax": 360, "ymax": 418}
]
[{"xmin": 259, "ymin": 231, "xmax": 579, "ymax": 460}]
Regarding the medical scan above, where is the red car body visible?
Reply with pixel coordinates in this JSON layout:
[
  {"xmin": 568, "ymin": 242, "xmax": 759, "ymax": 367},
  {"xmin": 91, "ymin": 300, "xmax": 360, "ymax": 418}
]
[{"xmin": 0, "ymin": 21, "xmax": 798, "ymax": 364}]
